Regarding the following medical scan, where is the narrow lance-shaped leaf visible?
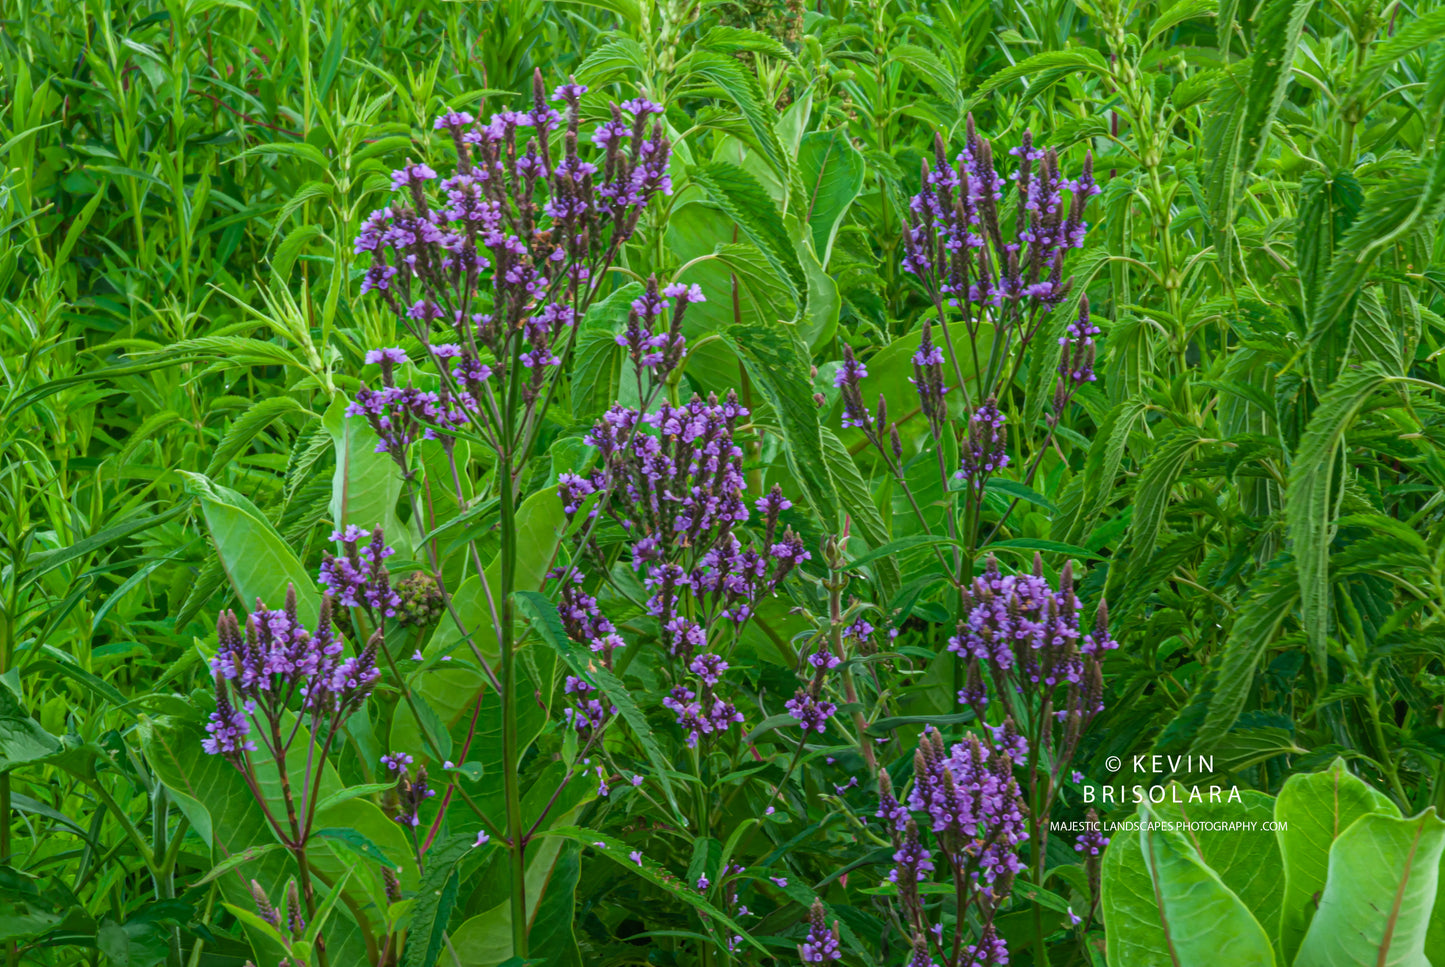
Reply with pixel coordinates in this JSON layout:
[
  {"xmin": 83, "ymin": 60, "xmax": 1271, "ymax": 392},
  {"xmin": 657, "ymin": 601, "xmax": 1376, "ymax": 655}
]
[
  {"xmin": 1285, "ymin": 366, "xmax": 1396, "ymax": 682},
  {"xmin": 514, "ymin": 590, "xmax": 685, "ymax": 825}
]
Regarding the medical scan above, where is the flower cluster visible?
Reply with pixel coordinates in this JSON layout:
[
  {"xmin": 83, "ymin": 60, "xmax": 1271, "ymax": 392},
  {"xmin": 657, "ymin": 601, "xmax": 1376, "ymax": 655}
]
[
  {"xmin": 204, "ymin": 588, "xmax": 379, "ymax": 761},
  {"xmin": 957, "ymin": 398, "xmax": 1009, "ymax": 491},
  {"xmin": 786, "ymin": 643, "xmax": 841, "ymax": 734},
  {"xmin": 319, "ymin": 526, "xmax": 402, "ymax": 617},
  {"xmin": 798, "ymin": 900, "xmax": 841, "ymax": 963},
  {"xmin": 617, "ymin": 275, "xmax": 702, "ymax": 379},
  {"xmin": 350, "ymin": 73, "xmax": 674, "ymax": 461},
  {"xmin": 901, "ymin": 122, "xmax": 1097, "ymax": 316},
  {"xmin": 383, "ymin": 751, "xmax": 436, "ymax": 827},
  {"xmin": 555, "ymin": 396, "xmax": 810, "ymax": 749},
  {"xmin": 948, "ymin": 555, "xmax": 1113, "ymax": 709},
  {"xmin": 877, "ymin": 728, "xmax": 1027, "ymax": 967},
  {"xmin": 562, "ymin": 674, "xmax": 614, "ymax": 737},
  {"xmin": 1050, "ymin": 295, "xmax": 1101, "ymax": 420},
  {"xmin": 950, "ymin": 555, "xmax": 1115, "ymax": 893}
]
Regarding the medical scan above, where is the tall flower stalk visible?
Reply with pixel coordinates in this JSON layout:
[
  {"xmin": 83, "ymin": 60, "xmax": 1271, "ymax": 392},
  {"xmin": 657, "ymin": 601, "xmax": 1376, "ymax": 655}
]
[
  {"xmin": 350, "ymin": 72, "xmax": 674, "ymax": 957},
  {"xmin": 204, "ymin": 587, "xmax": 380, "ymax": 967}
]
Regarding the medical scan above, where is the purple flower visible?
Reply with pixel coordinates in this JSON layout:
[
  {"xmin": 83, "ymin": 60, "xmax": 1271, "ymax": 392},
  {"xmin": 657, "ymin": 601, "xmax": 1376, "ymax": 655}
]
[
  {"xmin": 202, "ymin": 685, "xmax": 255, "ymax": 758},
  {"xmin": 1075, "ymin": 827, "xmax": 1109, "ymax": 857},
  {"xmin": 629, "ymin": 850, "xmax": 643, "ymax": 867},
  {"xmin": 785, "ymin": 689, "xmax": 837, "ymax": 734},
  {"xmin": 798, "ymin": 901, "xmax": 841, "ymax": 963},
  {"xmin": 319, "ymin": 526, "xmax": 403, "ymax": 616},
  {"xmin": 207, "ymin": 589, "xmax": 378, "ymax": 722},
  {"xmin": 835, "ymin": 346, "xmax": 873, "ymax": 431},
  {"xmin": 381, "ymin": 751, "xmax": 414, "ymax": 775},
  {"xmin": 957, "ymin": 398, "xmax": 1009, "ymax": 490}
]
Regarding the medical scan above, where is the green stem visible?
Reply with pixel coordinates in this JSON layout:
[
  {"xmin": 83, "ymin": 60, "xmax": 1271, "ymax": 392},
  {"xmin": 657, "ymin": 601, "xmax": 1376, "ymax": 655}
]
[{"xmin": 499, "ymin": 459, "xmax": 528, "ymax": 958}]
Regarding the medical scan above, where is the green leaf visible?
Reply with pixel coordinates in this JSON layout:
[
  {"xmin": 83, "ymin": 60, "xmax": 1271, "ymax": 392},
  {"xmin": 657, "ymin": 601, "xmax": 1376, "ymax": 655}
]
[
  {"xmin": 690, "ymin": 161, "xmax": 805, "ymax": 302},
  {"xmin": 1349, "ymin": 8, "xmax": 1445, "ymax": 99},
  {"xmin": 1189, "ymin": 553, "xmax": 1299, "ymax": 755},
  {"xmin": 1310, "ymin": 150, "xmax": 1445, "ymax": 341},
  {"xmin": 1285, "ymin": 366, "xmax": 1397, "ymax": 679},
  {"xmin": 186, "ymin": 843, "xmax": 287, "ymax": 888},
  {"xmin": 797, "ymin": 129, "xmax": 865, "ymax": 266},
  {"xmin": 698, "ymin": 25, "xmax": 797, "ymax": 64},
  {"xmin": 402, "ymin": 835, "xmax": 482, "ymax": 967},
  {"xmin": 179, "ymin": 471, "xmax": 320, "ymax": 627},
  {"xmin": 1204, "ymin": 0, "xmax": 1311, "ymax": 264},
  {"xmin": 316, "ymin": 827, "xmax": 399, "ymax": 869},
  {"xmin": 206, "ymin": 396, "xmax": 311, "ymax": 479},
  {"xmin": 0, "ymin": 685, "xmax": 62, "ymax": 774},
  {"xmin": 984, "ymin": 477, "xmax": 1058, "ymax": 515},
  {"xmin": 515, "ymin": 590, "xmax": 683, "ymax": 824},
  {"xmin": 1103, "ymin": 790, "xmax": 1281, "ymax": 967},
  {"xmin": 535, "ymin": 826, "xmax": 766, "ymax": 953},
  {"xmin": 986, "ymin": 538, "xmax": 1105, "ymax": 561},
  {"xmin": 721, "ymin": 321, "xmax": 838, "ymax": 530},
  {"xmin": 686, "ymin": 54, "xmax": 789, "ymax": 178},
  {"xmin": 975, "ymin": 49, "xmax": 1108, "ymax": 97},
  {"xmin": 325, "ymin": 395, "xmax": 409, "ymax": 558},
  {"xmin": 1121, "ymin": 427, "xmax": 1206, "ymax": 588},
  {"xmin": 1295, "ymin": 808, "xmax": 1445, "ymax": 966},
  {"xmin": 1148, "ymin": 0, "xmax": 1219, "ymax": 45},
  {"xmin": 1275, "ymin": 758, "xmax": 1401, "ymax": 962},
  {"xmin": 1104, "ymin": 800, "xmax": 1275, "ymax": 966},
  {"xmin": 821, "ymin": 428, "xmax": 900, "ymax": 603},
  {"xmin": 571, "ymin": 284, "xmax": 641, "ymax": 420}
]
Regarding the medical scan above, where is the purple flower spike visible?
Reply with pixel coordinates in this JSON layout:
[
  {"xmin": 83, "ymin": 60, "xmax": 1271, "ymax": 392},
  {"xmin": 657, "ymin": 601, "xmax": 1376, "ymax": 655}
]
[{"xmin": 798, "ymin": 901, "xmax": 841, "ymax": 963}]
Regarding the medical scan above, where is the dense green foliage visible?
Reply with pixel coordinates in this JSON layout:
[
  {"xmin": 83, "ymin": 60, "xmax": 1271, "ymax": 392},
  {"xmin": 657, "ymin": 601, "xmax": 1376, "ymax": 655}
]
[{"xmin": 2, "ymin": 0, "xmax": 1445, "ymax": 965}]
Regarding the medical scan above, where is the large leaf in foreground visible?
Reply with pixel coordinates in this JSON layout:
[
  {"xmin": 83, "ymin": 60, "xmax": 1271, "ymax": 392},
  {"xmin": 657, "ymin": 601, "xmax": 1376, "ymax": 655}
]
[
  {"xmin": 1103, "ymin": 792, "xmax": 1278, "ymax": 966},
  {"xmin": 1274, "ymin": 757, "xmax": 1400, "ymax": 962},
  {"xmin": 1295, "ymin": 808, "xmax": 1445, "ymax": 967}
]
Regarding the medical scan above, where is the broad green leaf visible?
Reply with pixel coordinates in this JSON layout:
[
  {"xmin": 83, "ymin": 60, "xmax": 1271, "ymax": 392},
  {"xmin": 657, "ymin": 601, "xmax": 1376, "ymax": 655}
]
[
  {"xmin": 178, "ymin": 471, "xmax": 319, "ymax": 626},
  {"xmin": 797, "ymin": 129, "xmax": 865, "ymax": 266},
  {"xmin": 1104, "ymin": 799, "xmax": 1275, "ymax": 966},
  {"xmin": 1295, "ymin": 808, "xmax": 1445, "ymax": 967},
  {"xmin": 1103, "ymin": 790, "xmax": 1281, "ymax": 966},
  {"xmin": 1276, "ymin": 758, "xmax": 1400, "ymax": 962},
  {"xmin": 324, "ymin": 395, "xmax": 409, "ymax": 558}
]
